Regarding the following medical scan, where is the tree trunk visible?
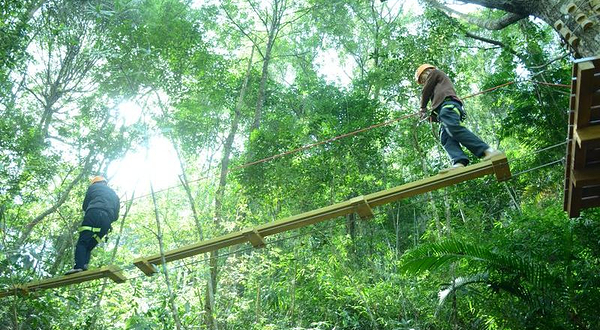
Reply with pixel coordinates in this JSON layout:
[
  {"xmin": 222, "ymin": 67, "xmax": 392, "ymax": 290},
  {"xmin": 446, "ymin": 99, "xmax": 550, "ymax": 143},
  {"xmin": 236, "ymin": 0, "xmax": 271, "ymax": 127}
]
[
  {"xmin": 150, "ymin": 182, "xmax": 183, "ymax": 330},
  {"xmin": 456, "ymin": 0, "xmax": 600, "ymax": 56},
  {"xmin": 251, "ymin": 0, "xmax": 287, "ymax": 132},
  {"xmin": 443, "ymin": 189, "xmax": 452, "ymax": 235},
  {"xmin": 411, "ymin": 124, "xmax": 442, "ymax": 238},
  {"xmin": 175, "ymin": 145, "xmax": 204, "ymax": 240},
  {"xmin": 252, "ymin": 34, "xmax": 274, "ymax": 131},
  {"xmin": 204, "ymin": 47, "xmax": 254, "ymax": 330}
]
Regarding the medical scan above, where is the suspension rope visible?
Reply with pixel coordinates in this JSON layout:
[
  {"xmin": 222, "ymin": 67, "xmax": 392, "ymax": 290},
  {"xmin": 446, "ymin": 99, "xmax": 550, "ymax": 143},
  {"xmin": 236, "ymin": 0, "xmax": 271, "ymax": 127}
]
[{"xmin": 129, "ymin": 77, "xmax": 571, "ymax": 203}]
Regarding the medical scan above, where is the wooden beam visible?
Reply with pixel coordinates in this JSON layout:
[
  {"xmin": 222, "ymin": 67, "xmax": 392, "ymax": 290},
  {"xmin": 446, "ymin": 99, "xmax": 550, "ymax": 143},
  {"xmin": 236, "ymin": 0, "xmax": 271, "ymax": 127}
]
[
  {"xmin": 0, "ymin": 286, "xmax": 26, "ymax": 298},
  {"xmin": 574, "ymin": 125, "xmax": 600, "ymax": 148},
  {"xmin": 365, "ymin": 154, "xmax": 508, "ymax": 207},
  {"xmin": 139, "ymin": 230, "xmax": 249, "ymax": 270},
  {"xmin": 0, "ymin": 266, "xmax": 127, "ymax": 298},
  {"xmin": 572, "ymin": 168, "xmax": 600, "ymax": 187},
  {"xmin": 132, "ymin": 258, "xmax": 158, "ymax": 276},
  {"xmin": 135, "ymin": 154, "xmax": 510, "ymax": 275},
  {"xmin": 566, "ymin": 181, "xmax": 582, "ymax": 218},
  {"xmin": 105, "ymin": 265, "xmax": 127, "ymax": 283},
  {"xmin": 574, "ymin": 61, "xmax": 596, "ymax": 128},
  {"xmin": 350, "ymin": 196, "xmax": 375, "ymax": 220},
  {"xmin": 580, "ymin": 197, "xmax": 600, "ymax": 209},
  {"xmin": 491, "ymin": 154, "xmax": 512, "ymax": 181},
  {"xmin": 243, "ymin": 228, "xmax": 266, "ymax": 248},
  {"xmin": 570, "ymin": 136, "xmax": 588, "ymax": 171}
]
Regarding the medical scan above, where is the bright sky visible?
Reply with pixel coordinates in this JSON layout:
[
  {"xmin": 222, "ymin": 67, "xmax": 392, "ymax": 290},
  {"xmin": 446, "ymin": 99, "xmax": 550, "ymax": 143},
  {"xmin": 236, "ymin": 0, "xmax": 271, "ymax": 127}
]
[{"xmin": 107, "ymin": 102, "xmax": 181, "ymax": 197}]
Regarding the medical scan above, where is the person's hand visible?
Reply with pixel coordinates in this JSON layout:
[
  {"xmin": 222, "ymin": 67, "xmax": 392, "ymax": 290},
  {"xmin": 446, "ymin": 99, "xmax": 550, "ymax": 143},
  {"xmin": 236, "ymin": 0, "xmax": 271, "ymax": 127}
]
[{"xmin": 419, "ymin": 108, "xmax": 428, "ymax": 120}]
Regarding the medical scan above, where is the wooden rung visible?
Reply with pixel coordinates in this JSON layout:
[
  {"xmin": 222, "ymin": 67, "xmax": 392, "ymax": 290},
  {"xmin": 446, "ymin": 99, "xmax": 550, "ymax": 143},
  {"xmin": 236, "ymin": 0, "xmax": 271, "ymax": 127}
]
[
  {"xmin": 580, "ymin": 196, "xmax": 600, "ymax": 209},
  {"xmin": 243, "ymin": 228, "xmax": 266, "ymax": 248},
  {"xmin": 0, "ymin": 266, "xmax": 127, "ymax": 298},
  {"xmin": 572, "ymin": 169, "xmax": 600, "ymax": 187},
  {"xmin": 491, "ymin": 153, "xmax": 512, "ymax": 182},
  {"xmin": 365, "ymin": 154, "xmax": 509, "ymax": 207},
  {"xmin": 349, "ymin": 196, "xmax": 374, "ymax": 220},
  {"xmin": 582, "ymin": 184, "xmax": 600, "ymax": 197},
  {"xmin": 574, "ymin": 125, "xmax": 600, "ymax": 147},
  {"xmin": 106, "ymin": 265, "xmax": 128, "ymax": 283},
  {"xmin": 133, "ymin": 258, "xmax": 159, "ymax": 276},
  {"xmin": 0, "ymin": 286, "xmax": 27, "ymax": 298},
  {"xmin": 575, "ymin": 61, "xmax": 596, "ymax": 127}
]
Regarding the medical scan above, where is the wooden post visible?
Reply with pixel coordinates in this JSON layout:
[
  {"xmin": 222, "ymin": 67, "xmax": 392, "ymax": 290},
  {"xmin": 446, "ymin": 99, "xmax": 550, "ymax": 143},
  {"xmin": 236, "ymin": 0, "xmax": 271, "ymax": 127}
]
[{"xmin": 243, "ymin": 229, "xmax": 266, "ymax": 248}]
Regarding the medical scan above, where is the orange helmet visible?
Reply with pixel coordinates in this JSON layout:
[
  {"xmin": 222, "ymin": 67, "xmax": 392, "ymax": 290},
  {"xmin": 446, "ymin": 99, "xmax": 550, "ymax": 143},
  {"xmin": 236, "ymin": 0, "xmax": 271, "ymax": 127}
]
[
  {"xmin": 90, "ymin": 176, "xmax": 107, "ymax": 184},
  {"xmin": 415, "ymin": 64, "xmax": 435, "ymax": 84}
]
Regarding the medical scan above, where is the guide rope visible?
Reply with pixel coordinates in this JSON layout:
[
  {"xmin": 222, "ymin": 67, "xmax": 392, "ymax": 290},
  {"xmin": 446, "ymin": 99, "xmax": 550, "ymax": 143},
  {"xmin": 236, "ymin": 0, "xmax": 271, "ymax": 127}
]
[{"xmin": 130, "ymin": 78, "xmax": 570, "ymax": 202}]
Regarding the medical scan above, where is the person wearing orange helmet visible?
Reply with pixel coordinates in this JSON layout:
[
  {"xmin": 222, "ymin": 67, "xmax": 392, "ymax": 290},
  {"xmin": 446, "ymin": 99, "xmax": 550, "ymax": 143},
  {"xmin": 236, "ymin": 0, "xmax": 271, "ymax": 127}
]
[
  {"xmin": 415, "ymin": 64, "xmax": 501, "ymax": 173},
  {"xmin": 65, "ymin": 176, "xmax": 120, "ymax": 275}
]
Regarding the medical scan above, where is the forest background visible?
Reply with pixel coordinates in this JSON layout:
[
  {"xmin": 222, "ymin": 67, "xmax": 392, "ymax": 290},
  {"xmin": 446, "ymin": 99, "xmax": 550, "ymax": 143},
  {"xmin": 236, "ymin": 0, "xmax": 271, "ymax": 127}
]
[{"xmin": 1, "ymin": 0, "xmax": 600, "ymax": 329}]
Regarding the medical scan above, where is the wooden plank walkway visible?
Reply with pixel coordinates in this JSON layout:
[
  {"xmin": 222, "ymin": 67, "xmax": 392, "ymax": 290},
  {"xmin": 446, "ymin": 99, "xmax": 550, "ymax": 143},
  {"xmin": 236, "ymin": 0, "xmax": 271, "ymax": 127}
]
[
  {"xmin": 134, "ymin": 153, "xmax": 511, "ymax": 275},
  {"xmin": 2, "ymin": 154, "xmax": 511, "ymax": 294},
  {"xmin": 0, "ymin": 265, "xmax": 127, "ymax": 298},
  {"xmin": 564, "ymin": 56, "xmax": 600, "ymax": 217}
]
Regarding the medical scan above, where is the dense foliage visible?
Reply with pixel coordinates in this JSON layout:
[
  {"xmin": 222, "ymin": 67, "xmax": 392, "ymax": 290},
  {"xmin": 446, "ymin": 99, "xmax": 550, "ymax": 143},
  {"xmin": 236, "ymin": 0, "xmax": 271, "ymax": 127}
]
[{"xmin": 1, "ymin": 0, "xmax": 598, "ymax": 329}]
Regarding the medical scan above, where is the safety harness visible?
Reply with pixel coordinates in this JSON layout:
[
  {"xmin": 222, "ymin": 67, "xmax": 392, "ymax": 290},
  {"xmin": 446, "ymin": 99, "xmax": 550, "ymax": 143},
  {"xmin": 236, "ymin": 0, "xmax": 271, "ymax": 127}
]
[
  {"xmin": 78, "ymin": 226, "xmax": 110, "ymax": 243},
  {"xmin": 433, "ymin": 98, "xmax": 466, "ymax": 122}
]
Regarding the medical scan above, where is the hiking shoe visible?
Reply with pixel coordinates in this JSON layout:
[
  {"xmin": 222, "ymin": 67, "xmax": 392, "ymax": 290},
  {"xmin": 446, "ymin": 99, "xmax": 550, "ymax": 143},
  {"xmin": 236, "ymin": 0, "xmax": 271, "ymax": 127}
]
[
  {"xmin": 439, "ymin": 163, "xmax": 465, "ymax": 174},
  {"xmin": 482, "ymin": 149, "xmax": 502, "ymax": 161},
  {"xmin": 64, "ymin": 268, "xmax": 83, "ymax": 275}
]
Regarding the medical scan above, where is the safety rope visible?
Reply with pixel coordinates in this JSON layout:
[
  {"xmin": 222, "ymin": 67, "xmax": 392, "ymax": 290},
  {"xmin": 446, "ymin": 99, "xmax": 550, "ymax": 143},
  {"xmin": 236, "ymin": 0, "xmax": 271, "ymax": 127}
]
[{"xmin": 127, "ymin": 78, "xmax": 571, "ymax": 203}]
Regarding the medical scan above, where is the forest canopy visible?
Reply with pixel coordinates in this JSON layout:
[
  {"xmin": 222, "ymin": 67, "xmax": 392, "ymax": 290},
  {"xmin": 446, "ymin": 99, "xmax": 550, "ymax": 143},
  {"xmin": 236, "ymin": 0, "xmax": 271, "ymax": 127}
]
[{"xmin": 1, "ymin": 0, "xmax": 599, "ymax": 329}]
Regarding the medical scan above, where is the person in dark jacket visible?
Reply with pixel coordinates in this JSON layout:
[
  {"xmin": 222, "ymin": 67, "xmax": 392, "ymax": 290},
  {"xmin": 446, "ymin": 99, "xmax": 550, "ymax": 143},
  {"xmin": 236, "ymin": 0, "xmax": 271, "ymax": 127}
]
[
  {"xmin": 415, "ymin": 64, "xmax": 501, "ymax": 173},
  {"xmin": 65, "ymin": 176, "xmax": 120, "ymax": 275}
]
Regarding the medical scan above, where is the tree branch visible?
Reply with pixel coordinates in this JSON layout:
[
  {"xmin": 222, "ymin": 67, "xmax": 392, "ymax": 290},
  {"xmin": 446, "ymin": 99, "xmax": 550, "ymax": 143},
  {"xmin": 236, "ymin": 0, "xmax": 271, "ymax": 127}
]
[
  {"xmin": 426, "ymin": 0, "xmax": 526, "ymax": 30},
  {"xmin": 465, "ymin": 31, "xmax": 521, "ymax": 57},
  {"xmin": 17, "ymin": 155, "xmax": 93, "ymax": 245},
  {"xmin": 455, "ymin": 0, "xmax": 534, "ymax": 14}
]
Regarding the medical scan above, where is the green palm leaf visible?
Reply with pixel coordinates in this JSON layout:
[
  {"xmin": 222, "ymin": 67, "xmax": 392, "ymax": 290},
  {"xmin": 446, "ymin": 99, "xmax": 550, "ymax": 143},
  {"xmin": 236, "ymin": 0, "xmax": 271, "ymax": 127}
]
[{"xmin": 399, "ymin": 239, "xmax": 552, "ymax": 294}]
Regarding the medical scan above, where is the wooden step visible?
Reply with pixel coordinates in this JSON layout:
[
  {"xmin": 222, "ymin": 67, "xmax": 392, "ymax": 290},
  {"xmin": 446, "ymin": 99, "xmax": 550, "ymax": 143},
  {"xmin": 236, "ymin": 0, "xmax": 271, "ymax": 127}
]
[
  {"xmin": 134, "ymin": 154, "xmax": 510, "ymax": 275},
  {"xmin": 0, "ymin": 265, "xmax": 127, "ymax": 298}
]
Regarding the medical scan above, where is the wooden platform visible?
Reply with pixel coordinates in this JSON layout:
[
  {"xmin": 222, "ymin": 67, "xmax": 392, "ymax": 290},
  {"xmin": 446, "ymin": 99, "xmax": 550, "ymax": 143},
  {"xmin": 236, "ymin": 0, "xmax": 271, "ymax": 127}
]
[
  {"xmin": 564, "ymin": 56, "xmax": 600, "ymax": 218},
  {"xmin": 134, "ymin": 154, "xmax": 510, "ymax": 275},
  {"xmin": 0, "ymin": 265, "xmax": 127, "ymax": 298}
]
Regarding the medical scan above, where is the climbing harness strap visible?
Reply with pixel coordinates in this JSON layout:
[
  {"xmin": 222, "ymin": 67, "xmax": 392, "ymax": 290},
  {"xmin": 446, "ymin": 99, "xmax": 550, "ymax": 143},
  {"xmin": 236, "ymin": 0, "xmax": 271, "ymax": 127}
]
[
  {"xmin": 79, "ymin": 226, "xmax": 104, "ymax": 243},
  {"xmin": 441, "ymin": 103, "xmax": 466, "ymax": 121},
  {"xmin": 79, "ymin": 226, "xmax": 101, "ymax": 233}
]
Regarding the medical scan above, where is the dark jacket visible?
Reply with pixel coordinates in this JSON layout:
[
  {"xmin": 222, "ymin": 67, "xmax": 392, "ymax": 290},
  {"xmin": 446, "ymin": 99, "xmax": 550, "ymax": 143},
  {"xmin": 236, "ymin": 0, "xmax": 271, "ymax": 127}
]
[
  {"xmin": 82, "ymin": 183, "xmax": 120, "ymax": 222},
  {"xmin": 420, "ymin": 69, "xmax": 462, "ymax": 113}
]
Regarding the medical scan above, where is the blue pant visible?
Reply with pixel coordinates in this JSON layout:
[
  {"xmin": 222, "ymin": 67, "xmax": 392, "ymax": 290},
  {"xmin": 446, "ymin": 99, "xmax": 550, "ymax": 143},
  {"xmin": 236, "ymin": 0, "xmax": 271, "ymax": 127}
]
[
  {"xmin": 437, "ymin": 101, "xmax": 489, "ymax": 166},
  {"xmin": 74, "ymin": 209, "xmax": 111, "ymax": 269}
]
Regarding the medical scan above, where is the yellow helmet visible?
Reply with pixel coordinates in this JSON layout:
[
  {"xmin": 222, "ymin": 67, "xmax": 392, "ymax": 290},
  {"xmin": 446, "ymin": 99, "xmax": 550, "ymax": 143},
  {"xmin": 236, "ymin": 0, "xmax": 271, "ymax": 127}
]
[
  {"xmin": 90, "ymin": 176, "xmax": 107, "ymax": 184},
  {"xmin": 415, "ymin": 64, "xmax": 435, "ymax": 84}
]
